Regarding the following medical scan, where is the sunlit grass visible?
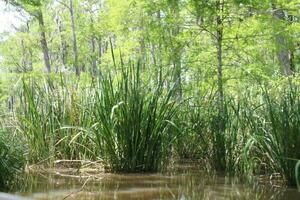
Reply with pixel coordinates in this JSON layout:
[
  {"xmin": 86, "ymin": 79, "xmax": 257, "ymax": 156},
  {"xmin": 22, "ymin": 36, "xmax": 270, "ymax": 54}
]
[
  {"xmin": 244, "ymin": 81, "xmax": 300, "ymax": 186},
  {"xmin": 3, "ymin": 68, "xmax": 300, "ymax": 188},
  {"xmin": 93, "ymin": 62, "xmax": 178, "ymax": 172},
  {"xmin": 17, "ymin": 75, "xmax": 95, "ymax": 164}
]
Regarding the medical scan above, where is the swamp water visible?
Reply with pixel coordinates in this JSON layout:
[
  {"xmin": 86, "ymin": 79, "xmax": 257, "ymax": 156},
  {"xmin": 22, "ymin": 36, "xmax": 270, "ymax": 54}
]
[{"xmin": 6, "ymin": 162, "xmax": 300, "ymax": 200}]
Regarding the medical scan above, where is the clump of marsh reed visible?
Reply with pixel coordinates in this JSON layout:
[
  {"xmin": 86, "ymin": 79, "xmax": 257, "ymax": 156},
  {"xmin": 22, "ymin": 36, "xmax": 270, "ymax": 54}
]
[
  {"xmin": 17, "ymin": 75, "xmax": 95, "ymax": 164},
  {"xmin": 173, "ymin": 88, "xmax": 253, "ymax": 174},
  {"xmin": 174, "ymin": 98, "xmax": 210, "ymax": 160},
  {"xmin": 174, "ymin": 81, "xmax": 300, "ymax": 180},
  {"xmin": 93, "ymin": 62, "xmax": 178, "ymax": 172},
  {"xmin": 243, "ymin": 80, "xmax": 300, "ymax": 186},
  {"xmin": 0, "ymin": 122, "xmax": 25, "ymax": 190},
  {"xmin": 296, "ymin": 160, "xmax": 300, "ymax": 190},
  {"xmin": 260, "ymin": 82, "xmax": 300, "ymax": 186}
]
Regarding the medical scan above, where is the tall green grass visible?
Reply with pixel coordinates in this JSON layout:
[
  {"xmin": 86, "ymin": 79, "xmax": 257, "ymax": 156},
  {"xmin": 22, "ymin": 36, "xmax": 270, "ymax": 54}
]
[
  {"xmin": 0, "ymin": 121, "xmax": 25, "ymax": 190},
  {"xmin": 243, "ymin": 82, "xmax": 300, "ymax": 186},
  {"xmin": 174, "ymin": 90, "xmax": 252, "ymax": 174},
  {"xmin": 16, "ymin": 66, "xmax": 178, "ymax": 172},
  {"xmin": 296, "ymin": 160, "xmax": 300, "ymax": 191},
  {"xmin": 17, "ymin": 75, "xmax": 95, "ymax": 163},
  {"xmin": 93, "ymin": 62, "xmax": 178, "ymax": 172},
  {"xmin": 262, "ymin": 83, "xmax": 300, "ymax": 185},
  {"xmin": 174, "ymin": 95, "xmax": 212, "ymax": 160},
  {"xmin": 175, "ymin": 81, "xmax": 300, "ymax": 186},
  {"xmin": 6, "ymin": 65, "xmax": 300, "ymax": 187}
]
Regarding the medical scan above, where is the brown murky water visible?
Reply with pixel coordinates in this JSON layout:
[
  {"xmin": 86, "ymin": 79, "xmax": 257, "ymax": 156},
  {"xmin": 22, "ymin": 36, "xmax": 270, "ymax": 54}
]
[{"xmin": 10, "ymin": 162, "xmax": 300, "ymax": 200}]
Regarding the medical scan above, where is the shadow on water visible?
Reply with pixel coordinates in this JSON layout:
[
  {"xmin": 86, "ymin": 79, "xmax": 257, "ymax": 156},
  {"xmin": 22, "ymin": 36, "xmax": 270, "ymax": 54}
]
[{"xmin": 8, "ymin": 161, "xmax": 300, "ymax": 200}]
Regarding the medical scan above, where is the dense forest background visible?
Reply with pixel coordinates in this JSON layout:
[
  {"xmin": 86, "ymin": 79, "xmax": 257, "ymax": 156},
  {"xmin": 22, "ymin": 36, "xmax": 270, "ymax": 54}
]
[{"xmin": 1, "ymin": 0, "xmax": 299, "ymax": 86}]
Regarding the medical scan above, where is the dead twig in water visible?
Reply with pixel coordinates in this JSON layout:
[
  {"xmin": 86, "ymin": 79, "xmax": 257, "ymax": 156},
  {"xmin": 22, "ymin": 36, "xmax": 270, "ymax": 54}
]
[{"xmin": 62, "ymin": 176, "xmax": 91, "ymax": 200}]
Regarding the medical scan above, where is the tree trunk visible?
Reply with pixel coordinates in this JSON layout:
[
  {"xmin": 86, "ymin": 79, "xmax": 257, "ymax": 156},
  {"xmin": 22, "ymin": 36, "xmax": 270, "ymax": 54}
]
[
  {"xmin": 170, "ymin": 3, "xmax": 182, "ymax": 100},
  {"xmin": 91, "ymin": 37, "xmax": 97, "ymax": 76},
  {"xmin": 272, "ymin": 5, "xmax": 294, "ymax": 75},
  {"xmin": 216, "ymin": 16, "xmax": 224, "ymax": 133},
  {"xmin": 37, "ymin": 9, "xmax": 51, "ymax": 73},
  {"xmin": 172, "ymin": 55, "xmax": 182, "ymax": 99},
  {"xmin": 56, "ymin": 16, "xmax": 68, "ymax": 69},
  {"xmin": 90, "ymin": 16, "xmax": 98, "ymax": 76},
  {"xmin": 21, "ymin": 39, "xmax": 27, "ymax": 72},
  {"xmin": 98, "ymin": 38, "xmax": 102, "ymax": 57},
  {"xmin": 152, "ymin": 10, "xmax": 163, "ymax": 85},
  {"xmin": 28, "ymin": 49, "xmax": 33, "ymax": 71},
  {"xmin": 215, "ymin": 0, "xmax": 226, "ymax": 171},
  {"xmin": 69, "ymin": 0, "xmax": 80, "ymax": 76}
]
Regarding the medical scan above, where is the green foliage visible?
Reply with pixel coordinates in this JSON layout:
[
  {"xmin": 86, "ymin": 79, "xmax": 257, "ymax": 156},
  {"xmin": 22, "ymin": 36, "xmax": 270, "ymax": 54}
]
[
  {"xmin": 174, "ymin": 90, "xmax": 249, "ymax": 173},
  {"xmin": 296, "ymin": 160, "xmax": 300, "ymax": 191},
  {"xmin": 15, "ymin": 65, "xmax": 179, "ymax": 173},
  {"xmin": 176, "ymin": 80, "xmax": 300, "ymax": 186},
  {"xmin": 93, "ymin": 62, "xmax": 178, "ymax": 172},
  {"xmin": 17, "ymin": 74, "xmax": 95, "ymax": 163},
  {"xmin": 0, "ymin": 124, "xmax": 25, "ymax": 190},
  {"xmin": 0, "ymin": 0, "xmax": 300, "ymax": 189},
  {"xmin": 242, "ymin": 81, "xmax": 300, "ymax": 186},
  {"xmin": 259, "ymin": 82, "xmax": 300, "ymax": 185}
]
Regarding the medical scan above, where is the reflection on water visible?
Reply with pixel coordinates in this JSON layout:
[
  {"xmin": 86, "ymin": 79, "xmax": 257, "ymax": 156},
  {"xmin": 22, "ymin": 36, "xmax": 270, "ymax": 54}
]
[{"xmin": 11, "ymin": 161, "xmax": 300, "ymax": 200}]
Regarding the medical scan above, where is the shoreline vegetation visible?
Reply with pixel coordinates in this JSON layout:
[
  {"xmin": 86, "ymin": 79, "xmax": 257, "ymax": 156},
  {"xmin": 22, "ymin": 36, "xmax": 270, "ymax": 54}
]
[{"xmin": 0, "ymin": 66, "xmax": 300, "ymax": 191}]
